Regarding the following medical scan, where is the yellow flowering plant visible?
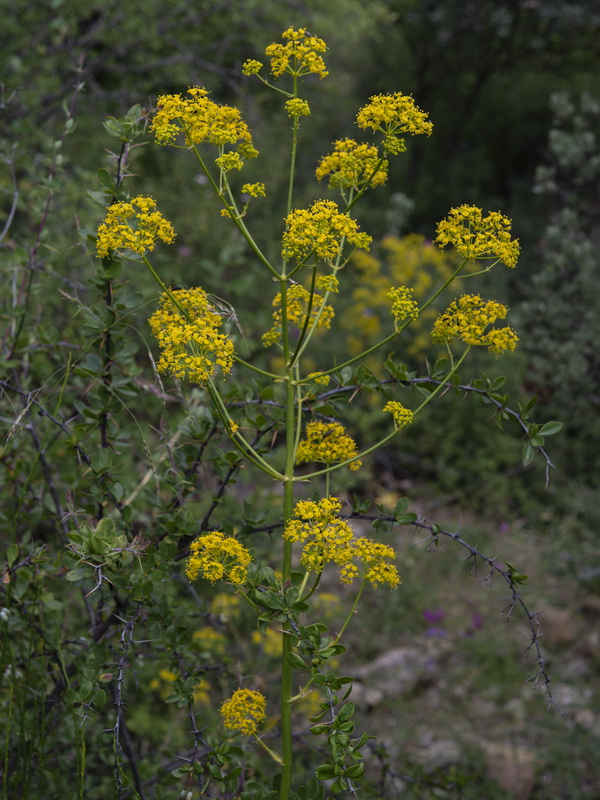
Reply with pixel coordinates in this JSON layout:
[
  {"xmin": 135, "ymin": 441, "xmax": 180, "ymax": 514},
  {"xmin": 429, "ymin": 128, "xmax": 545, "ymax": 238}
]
[{"xmin": 89, "ymin": 24, "xmax": 562, "ymax": 800}]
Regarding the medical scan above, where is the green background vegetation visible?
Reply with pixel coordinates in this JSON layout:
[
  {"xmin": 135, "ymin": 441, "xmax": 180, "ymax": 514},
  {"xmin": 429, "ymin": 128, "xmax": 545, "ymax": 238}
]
[{"xmin": 2, "ymin": 1, "xmax": 600, "ymax": 797}]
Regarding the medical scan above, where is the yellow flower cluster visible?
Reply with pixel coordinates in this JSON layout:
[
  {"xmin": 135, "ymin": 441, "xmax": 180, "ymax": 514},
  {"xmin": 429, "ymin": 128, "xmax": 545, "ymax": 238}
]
[
  {"xmin": 192, "ymin": 627, "xmax": 227, "ymax": 655},
  {"xmin": 149, "ymin": 667, "xmax": 178, "ymax": 700},
  {"xmin": 435, "ymin": 205, "xmax": 520, "ymax": 269},
  {"xmin": 307, "ymin": 372, "xmax": 330, "ymax": 387},
  {"xmin": 149, "ymin": 288, "xmax": 235, "ymax": 384},
  {"xmin": 295, "ymin": 421, "xmax": 362, "ymax": 471},
  {"xmin": 345, "ymin": 236, "xmax": 463, "ymax": 359},
  {"xmin": 356, "ymin": 92, "xmax": 433, "ymax": 154},
  {"xmin": 96, "ymin": 196, "xmax": 175, "ymax": 258},
  {"xmin": 285, "ymin": 98, "xmax": 311, "ymax": 117},
  {"xmin": 316, "ymin": 138, "xmax": 388, "ymax": 190},
  {"xmin": 312, "ymin": 591, "xmax": 342, "ymax": 619},
  {"xmin": 264, "ymin": 27, "xmax": 328, "ymax": 79},
  {"xmin": 282, "ymin": 200, "xmax": 372, "ymax": 263},
  {"xmin": 349, "ymin": 538, "xmax": 401, "ymax": 587},
  {"xmin": 251, "ymin": 628, "xmax": 283, "ymax": 658},
  {"xmin": 431, "ymin": 294, "xmax": 519, "ymax": 354},
  {"xmin": 151, "ymin": 86, "xmax": 258, "ymax": 159},
  {"xmin": 316, "ymin": 274, "xmax": 339, "ymax": 293},
  {"xmin": 241, "ymin": 182, "xmax": 266, "ymax": 198},
  {"xmin": 383, "ymin": 401, "xmax": 414, "ymax": 429},
  {"xmin": 220, "ymin": 688, "xmax": 267, "ymax": 736},
  {"xmin": 185, "ymin": 531, "xmax": 252, "ymax": 585},
  {"xmin": 262, "ymin": 285, "xmax": 334, "ymax": 347},
  {"xmin": 284, "ymin": 497, "xmax": 354, "ymax": 575},
  {"xmin": 387, "ymin": 286, "xmax": 419, "ymax": 323},
  {"xmin": 284, "ymin": 497, "xmax": 400, "ymax": 587},
  {"xmin": 215, "ymin": 152, "xmax": 243, "ymax": 172},
  {"xmin": 150, "ymin": 669, "xmax": 209, "ymax": 705},
  {"xmin": 210, "ymin": 592, "xmax": 241, "ymax": 621},
  {"xmin": 242, "ymin": 59, "xmax": 263, "ymax": 76}
]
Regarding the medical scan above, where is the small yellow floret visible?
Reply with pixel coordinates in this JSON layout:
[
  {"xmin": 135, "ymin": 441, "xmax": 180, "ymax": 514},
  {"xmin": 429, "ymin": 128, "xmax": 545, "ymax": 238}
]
[
  {"xmin": 282, "ymin": 200, "xmax": 372, "ymax": 263},
  {"xmin": 383, "ymin": 401, "xmax": 414, "ymax": 429},
  {"xmin": 284, "ymin": 497, "xmax": 400, "ymax": 588},
  {"xmin": 296, "ymin": 421, "xmax": 362, "ymax": 471},
  {"xmin": 316, "ymin": 138, "xmax": 388, "ymax": 190},
  {"xmin": 285, "ymin": 98, "xmax": 311, "ymax": 117},
  {"xmin": 215, "ymin": 152, "xmax": 244, "ymax": 172},
  {"xmin": 262, "ymin": 285, "xmax": 334, "ymax": 347},
  {"xmin": 307, "ymin": 372, "xmax": 331, "ymax": 386},
  {"xmin": 242, "ymin": 59, "xmax": 263, "ymax": 76},
  {"xmin": 265, "ymin": 27, "xmax": 328, "ymax": 79},
  {"xmin": 356, "ymin": 92, "xmax": 432, "ymax": 155},
  {"xmin": 315, "ymin": 275, "xmax": 339, "ymax": 293},
  {"xmin": 149, "ymin": 287, "xmax": 235, "ymax": 385},
  {"xmin": 387, "ymin": 286, "xmax": 419, "ymax": 324},
  {"xmin": 431, "ymin": 293, "xmax": 519, "ymax": 354},
  {"xmin": 185, "ymin": 532, "xmax": 252, "ymax": 586},
  {"xmin": 435, "ymin": 205, "xmax": 520, "ymax": 268},
  {"xmin": 220, "ymin": 688, "xmax": 266, "ymax": 736},
  {"xmin": 151, "ymin": 86, "xmax": 257, "ymax": 158},
  {"xmin": 241, "ymin": 182, "xmax": 266, "ymax": 198},
  {"xmin": 96, "ymin": 196, "xmax": 175, "ymax": 258}
]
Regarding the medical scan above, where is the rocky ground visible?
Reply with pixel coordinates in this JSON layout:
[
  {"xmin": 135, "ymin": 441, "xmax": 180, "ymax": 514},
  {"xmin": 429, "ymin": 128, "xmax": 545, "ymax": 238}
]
[{"xmin": 343, "ymin": 504, "xmax": 600, "ymax": 798}]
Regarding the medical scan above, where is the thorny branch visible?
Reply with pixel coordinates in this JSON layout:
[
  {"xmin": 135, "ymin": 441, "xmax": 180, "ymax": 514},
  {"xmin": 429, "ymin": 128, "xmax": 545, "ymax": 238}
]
[
  {"xmin": 228, "ymin": 373, "xmax": 555, "ymax": 483},
  {"xmin": 111, "ymin": 607, "xmax": 146, "ymax": 800},
  {"xmin": 353, "ymin": 510, "xmax": 559, "ymax": 711}
]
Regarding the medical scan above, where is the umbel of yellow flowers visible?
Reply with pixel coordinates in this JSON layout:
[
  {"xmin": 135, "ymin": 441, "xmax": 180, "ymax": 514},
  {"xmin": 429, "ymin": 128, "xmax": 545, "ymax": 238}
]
[
  {"xmin": 284, "ymin": 497, "xmax": 400, "ymax": 587},
  {"xmin": 149, "ymin": 288, "xmax": 235, "ymax": 385},
  {"xmin": 96, "ymin": 196, "xmax": 175, "ymax": 258}
]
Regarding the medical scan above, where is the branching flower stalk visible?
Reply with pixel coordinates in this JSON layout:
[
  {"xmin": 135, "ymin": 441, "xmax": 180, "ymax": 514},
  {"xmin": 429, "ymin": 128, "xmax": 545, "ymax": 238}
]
[{"xmin": 90, "ymin": 25, "xmax": 558, "ymax": 800}]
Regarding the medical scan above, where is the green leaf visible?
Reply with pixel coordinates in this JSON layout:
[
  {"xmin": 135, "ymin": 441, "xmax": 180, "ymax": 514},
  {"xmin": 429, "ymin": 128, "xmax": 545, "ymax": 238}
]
[
  {"xmin": 287, "ymin": 653, "xmax": 309, "ymax": 671},
  {"xmin": 7, "ymin": 543, "xmax": 18, "ymax": 567},
  {"xmin": 522, "ymin": 442, "xmax": 536, "ymax": 466},
  {"xmin": 64, "ymin": 688, "xmax": 78, "ymax": 704},
  {"xmin": 505, "ymin": 561, "xmax": 528, "ymax": 585},
  {"xmin": 103, "ymin": 117, "xmax": 124, "ymax": 138},
  {"xmin": 65, "ymin": 567, "xmax": 91, "ymax": 582},
  {"xmin": 339, "ymin": 367, "xmax": 353, "ymax": 385},
  {"xmin": 315, "ymin": 765, "xmax": 336, "ymax": 780},
  {"xmin": 96, "ymin": 518, "xmax": 117, "ymax": 538},
  {"xmin": 431, "ymin": 357, "xmax": 449, "ymax": 379},
  {"xmin": 393, "ymin": 497, "xmax": 410, "ymax": 515},
  {"xmin": 345, "ymin": 763, "xmax": 365, "ymax": 779},
  {"xmin": 93, "ymin": 688, "xmax": 107, "ymax": 707},
  {"xmin": 79, "ymin": 679, "xmax": 93, "ymax": 700},
  {"xmin": 310, "ymin": 724, "xmax": 331, "ymax": 736},
  {"xmin": 337, "ymin": 702, "xmax": 355, "ymax": 723},
  {"xmin": 125, "ymin": 103, "xmax": 143, "ymax": 122},
  {"xmin": 539, "ymin": 420, "xmax": 563, "ymax": 436},
  {"xmin": 97, "ymin": 168, "xmax": 114, "ymax": 192},
  {"xmin": 91, "ymin": 449, "xmax": 111, "ymax": 474}
]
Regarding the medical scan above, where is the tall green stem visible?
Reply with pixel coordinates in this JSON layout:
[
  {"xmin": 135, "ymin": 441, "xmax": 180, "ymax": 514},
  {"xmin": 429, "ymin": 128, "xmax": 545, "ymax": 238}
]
[
  {"xmin": 280, "ymin": 75, "xmax": 300, "ymax": 800},
  {"xmin": 280, "ymin": 377, "xmax": 295, "ymax": 799}
]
